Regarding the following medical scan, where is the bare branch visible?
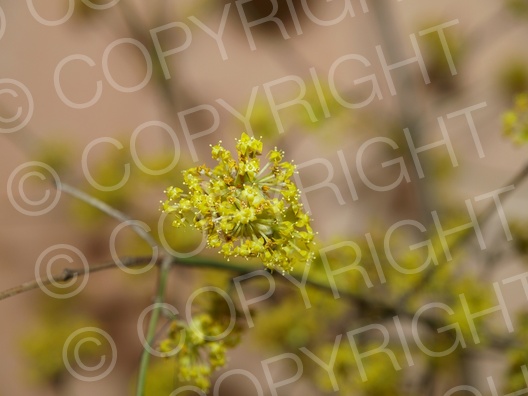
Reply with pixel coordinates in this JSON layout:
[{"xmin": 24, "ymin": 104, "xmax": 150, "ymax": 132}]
[
  {"xmin": 0, "ymin": 255, "xmax": 158, "ymax": 302},
  {"xmin": 59, "ymin": 182, "xmax": 159, "ymax": 249},
  {"xmin": 398, "ymin": 161, "xmax": 528, "ymax": 306}
]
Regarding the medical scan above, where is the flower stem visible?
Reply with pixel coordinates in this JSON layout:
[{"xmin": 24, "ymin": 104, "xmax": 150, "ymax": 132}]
[{"xmin": 135, "ymin": 255, "xmax": 173, "ymax": 396}]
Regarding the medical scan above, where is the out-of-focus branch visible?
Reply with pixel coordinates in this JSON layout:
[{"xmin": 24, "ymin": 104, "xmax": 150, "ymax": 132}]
[
  {"xmin": 398, "ymin": 161, "xmax": 528, "ymax": 306},
  {"xmin": 59, "ymin": 182, "xmax": 159, "ymax": 249},
  {"xmin": 369, "ymin": 0, "xmax": 433, "ymax": 226}
]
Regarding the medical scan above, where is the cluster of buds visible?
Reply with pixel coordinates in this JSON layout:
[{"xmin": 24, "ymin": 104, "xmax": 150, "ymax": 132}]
[
  {"xmin": 158, "ymin": 312, "xmax": 241, "ymax": 391},
  {"xmin": 162, "ymin": 133, "xmax": 315, "ymax": 273}
]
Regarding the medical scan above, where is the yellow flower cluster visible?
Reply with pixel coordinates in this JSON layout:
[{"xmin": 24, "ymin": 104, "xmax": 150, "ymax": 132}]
[
  {"xmin": 158, "ymin": 312, "xmax": 240, "ymax": 391},
  {"xmin": 162, "ymin": 133, "xmax": 315, "ymax": 273}
]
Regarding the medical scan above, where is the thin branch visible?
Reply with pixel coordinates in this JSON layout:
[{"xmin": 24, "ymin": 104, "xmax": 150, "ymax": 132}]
[
  {"xmin": 0, "ymin": 252, "xmax": 412, "ymax": 337},
  {"xmin": 1, "ymin": 249, "xmax": 519, "ymax": 355},
  {"xmin": 0, "ymin": 255, "xmax": 157, "ymax": 302},
  {"xmin": 397, "ymin": 161, "xmax": 528, "ymax": 306},
  {"xmin": 0, "ymin": 254, "xmax": 254, "ymax": 301},
  {"xmin": 57, "ymin": 182, "xmax": 169, "ymax": 395},
  {"xmin": 0, "ymin": 249, "xmax": 410, "ymax": 322},
  {"xmin": 59, "ymin": 182, "xmax": 159, "ymax": 249}
]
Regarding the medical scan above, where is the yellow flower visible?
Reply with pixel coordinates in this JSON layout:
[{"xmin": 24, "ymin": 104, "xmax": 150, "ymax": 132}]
[
  {"xmin": 162, "ymin": 133, "xmax": 315, "ymax": 273},
  {"xmin": 157, "ymin": 310, "xmax": 242, "ymax": 392}
]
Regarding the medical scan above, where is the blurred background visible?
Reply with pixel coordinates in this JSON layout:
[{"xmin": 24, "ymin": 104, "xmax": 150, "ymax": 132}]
[{"xmin": 1, "ymin": 0, "xmax": 528, "ymax": 395}]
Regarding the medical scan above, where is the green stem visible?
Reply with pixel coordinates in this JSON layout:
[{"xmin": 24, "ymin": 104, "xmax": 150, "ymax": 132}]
[
  {"xmin": 178, "ymin": 256, "xmax": 254, "ymax": 272},
  {"xmin": 135, "ymin": 256, "xmax": 173, "ymax": 396}
]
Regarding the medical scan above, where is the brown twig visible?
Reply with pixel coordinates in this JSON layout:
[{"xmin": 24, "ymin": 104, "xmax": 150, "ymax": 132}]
[{"xmin": 0, "ymin": 255, "xmax": 158, "ymax": 302}]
